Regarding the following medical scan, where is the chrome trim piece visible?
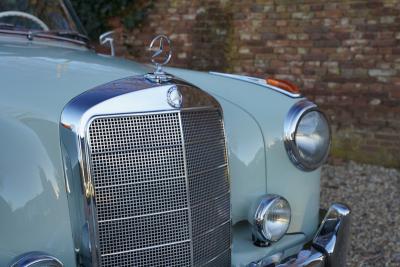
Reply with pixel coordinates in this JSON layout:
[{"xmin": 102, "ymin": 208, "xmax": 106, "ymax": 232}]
[
  {"xmin": 9, "ymin": 252, "xmax": 63, "ymax": 267},
  {"xmin": 95, "ymin": 175, "xmax": 186, "ymax": 189},
  {"xmin": 202, "ymin": 247, "xmax": 231, "ymax": 266},
  {"xmin": 97, "ymin": 207, "xmax": 190, "ymax": 223},
  {"xmin": 0, "ymin": 11, "xmax": 49, "ymax": 30},
  {"xmin": 209, "ymin": 72, "xmax": 302, "ymax": 98},
  {"xmin": 101, "ymin": 240, "xmax": 192, "ymax": 257},
  {"xmin": 250, "ymin": 203, "xmax": 351, "ymax": 267},
  {"xmin": 277, "ymin": 250, "xmax": 325, "ymax": 267},
  {"xmin": 167, "ymin": 85, "xmax": 183, "ymax": 108},
  {"xmin": 196, "ymin": 219, "xmax": 231, "ymax": 238},
  {"xmin": 248, "ymin": 253, "xmax": 283, "ymax": 267},
  {"xmin": 312, "ymin": 203, "xmax": 351, "ymax": 267},
  {"xmin": 191, "ymin": 191, "xmax": 230, "ymax": 209},
  {"xmin": 145, "ymin": 35, "xmax": 173, "ymax": 83},
  {"xmin": 248, "ymin": 194, "xmax": 291, "ymax": 245},
  {"xmin": 0, "ymin": 29, "xmax": 89, "ymax": 47},
  {"xmin": 190, "ymin": 163, "xmax": 227, "ymax": 177},
  {"xmin": 60, "ymin": 75, "xmax": 230, "ymax": 266},
  {"xmin": 149, "ymin": 35, "xmax": 172, "ymax": 67},
  {"xmin": 283, "ymin": 100, "xmax": 331, "ymax": 171},
  {"xmin": 178, "ymin": 111, "xmax": 195, "ymax": 266},
  {"xmin": 99, "ymin": 31, "xmax": 115, "ymax": 56}
]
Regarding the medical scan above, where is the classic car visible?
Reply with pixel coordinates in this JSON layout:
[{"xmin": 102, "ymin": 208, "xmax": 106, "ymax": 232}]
[{"xmin": 0, "ymin": 1, "xmax": 351, "ymax": 266}]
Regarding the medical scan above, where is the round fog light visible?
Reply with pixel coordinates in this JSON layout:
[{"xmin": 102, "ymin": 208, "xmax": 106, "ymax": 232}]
[
  {"xmin": 249, "ymin": 194, "xmax": 291, "ymax": 246},
  {"xmin": 9, "ymin": 251, "xmax": 63, "ymax": 267}
]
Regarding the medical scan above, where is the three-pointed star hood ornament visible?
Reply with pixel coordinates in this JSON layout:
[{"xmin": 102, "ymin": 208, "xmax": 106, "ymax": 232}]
[{"xmin": 145, "ymin": 35, "xmax": 173, "ymax": 83}]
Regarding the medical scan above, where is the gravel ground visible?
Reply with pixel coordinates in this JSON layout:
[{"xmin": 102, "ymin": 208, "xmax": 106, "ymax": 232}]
[{"xmin": 320, "ymin": 161, "xmax": 400, "ymax": 267}]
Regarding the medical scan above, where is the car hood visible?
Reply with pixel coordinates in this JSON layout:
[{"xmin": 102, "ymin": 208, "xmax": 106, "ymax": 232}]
[
  {"xmin": 0, "ymin": 35, "xmax": 296, "ymax": 123},
  {"xmin": 0, "ymin": 37, "xmax": 152, "ymax": 122}
]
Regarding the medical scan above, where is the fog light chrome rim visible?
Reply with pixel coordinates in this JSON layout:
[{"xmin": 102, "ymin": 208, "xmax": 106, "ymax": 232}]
[
  {"xmin": 249, "ymin": 194, "xmax": 291, "ymax": 245},
  {"xmin": 9, "ymin": 252, "xmax": 63, "ymax": 267}
]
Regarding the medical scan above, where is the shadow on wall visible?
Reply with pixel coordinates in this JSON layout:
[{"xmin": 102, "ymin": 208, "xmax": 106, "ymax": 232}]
[{"xmin": 189, "ymin": 4, "xmax": 233, "ymax": 72}]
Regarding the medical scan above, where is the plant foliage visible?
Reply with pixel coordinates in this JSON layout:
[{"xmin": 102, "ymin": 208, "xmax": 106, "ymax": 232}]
[{"xmin": 70, "ymin": 0, "xmax": 154, "ymax": 40}]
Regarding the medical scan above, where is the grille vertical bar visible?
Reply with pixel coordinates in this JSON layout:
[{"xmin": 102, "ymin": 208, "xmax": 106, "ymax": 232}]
[{"xmin": 87, "ymin": 109, "xmax": 230, "ymax": 266}]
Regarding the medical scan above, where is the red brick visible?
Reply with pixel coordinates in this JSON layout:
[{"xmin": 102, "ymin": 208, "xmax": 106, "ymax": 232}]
[{"xmin": 115, "ymin": 0, "xmax": 400, "ymax": 165}]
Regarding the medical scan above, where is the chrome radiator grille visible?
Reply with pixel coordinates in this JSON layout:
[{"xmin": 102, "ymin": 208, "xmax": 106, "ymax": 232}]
[{"xmin": 87, "ymin": 109, "xmax": 230, "ymax": 266}]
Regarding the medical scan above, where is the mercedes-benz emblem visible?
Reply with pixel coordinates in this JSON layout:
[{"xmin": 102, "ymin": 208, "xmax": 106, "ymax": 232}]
[
  {"xmin": 145, "ymin": 35, "xmax": 173, "ymax": 83},
  {"xmin": 149, "ymin": 35, "xmax": 172, "ymax": 72},
  {"xmin": 167, "ymin": 86, "xmax": 182, "ymax": 108}
]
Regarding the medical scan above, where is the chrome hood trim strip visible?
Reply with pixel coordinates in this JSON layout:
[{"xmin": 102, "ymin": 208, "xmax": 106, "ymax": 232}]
[{"xmin": 209, "ymin": 72, "xmax": 302, "ymax": 98}]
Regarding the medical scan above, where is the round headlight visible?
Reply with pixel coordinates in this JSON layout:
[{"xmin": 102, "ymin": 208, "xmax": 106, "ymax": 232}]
[
  {"xmin": 284, "ymin": 100, "xmax": 331, "ymax": 171},
  {"xmin": 249, "ymin": 194, "xmax": 291, "ymax": 245}
]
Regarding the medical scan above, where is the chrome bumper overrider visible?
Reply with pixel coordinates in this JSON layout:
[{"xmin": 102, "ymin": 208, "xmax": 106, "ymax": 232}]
[{"xmin": 250, "ymin": 203, "xmax": 351, "ymax": 267}]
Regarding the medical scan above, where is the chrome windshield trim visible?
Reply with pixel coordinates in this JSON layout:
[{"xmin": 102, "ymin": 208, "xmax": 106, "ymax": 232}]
[
  {"xmin": 209, "ymin": 72, "xmax": 302, "ymax": 98},
  {"xmin": 0, "ymin": 29, "xmax": 89, "ymax": 47}
]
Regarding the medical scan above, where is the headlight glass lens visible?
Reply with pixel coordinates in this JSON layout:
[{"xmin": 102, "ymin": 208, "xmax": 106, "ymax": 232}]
[
  {"xmin": 262, "ymin": 197, "xmax": 291, "ymax": 241},
  {"xmin": 249, "ymin": 195, "xmax": 291, "ymax": 244},
  {"xmin": 296, "ymin": 111, "xmax": 330, "ymax": 167},
  {"xmin": 284, "ymin": 100, "xmax": 331, "ymax": 171}
]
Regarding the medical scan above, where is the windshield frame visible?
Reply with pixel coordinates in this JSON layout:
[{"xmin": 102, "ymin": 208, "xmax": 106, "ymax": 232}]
[
  {"xmin": 62, "ymin": 0, "xmax": 88, "ymax": 37},
  {"xmin": 0, "ymin": 28, "xmax": 89, "ymax": 47},
  {"xmin": 0, "ymin": 0, "xmax": 90, "ymax": 46}
]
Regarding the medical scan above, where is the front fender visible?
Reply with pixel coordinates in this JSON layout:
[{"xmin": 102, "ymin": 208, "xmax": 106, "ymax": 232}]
[
  {"xmin": 216, "ymin": 97, "xmax": 267, "ymax": 224},
  {"xmin": 167, "ymin": 68, "xmax": 320, "ymax": 238},
  {"xmin": 0, "ymin": 113, "xmax": 75, "ymax": 266}
]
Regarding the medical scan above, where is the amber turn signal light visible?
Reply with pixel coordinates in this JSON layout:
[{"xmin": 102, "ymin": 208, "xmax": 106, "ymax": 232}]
[{"xmin": 266, "ymin": 78, "xmax": 300, "ymax": 94}]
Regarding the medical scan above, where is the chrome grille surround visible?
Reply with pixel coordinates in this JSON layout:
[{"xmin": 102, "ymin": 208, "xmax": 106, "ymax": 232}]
[{"xmin": 60, "ymin": 76, "xmax": 231, "ymax": 266}]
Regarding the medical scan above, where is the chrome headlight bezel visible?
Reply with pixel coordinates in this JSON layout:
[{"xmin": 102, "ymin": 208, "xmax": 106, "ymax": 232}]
[{"xmin": 284, "ymin": 100, "xmax": 331, "ymax": 171}]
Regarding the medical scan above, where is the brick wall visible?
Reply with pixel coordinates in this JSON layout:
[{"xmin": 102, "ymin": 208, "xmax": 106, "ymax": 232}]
[{"xmin": 112, "ymin": 0, "xmax": 400, "ymax": 167}]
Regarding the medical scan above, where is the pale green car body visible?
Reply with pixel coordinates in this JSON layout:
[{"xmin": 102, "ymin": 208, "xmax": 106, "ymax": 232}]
[{"xmin": 0, "ymin": 35, "xmax": 320, "ymax": 266}]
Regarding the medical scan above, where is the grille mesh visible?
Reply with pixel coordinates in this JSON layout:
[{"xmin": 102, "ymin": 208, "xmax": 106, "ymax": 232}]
[
  {"xmin": 98, "ymin": 209, "xmax": 190, "ymax": 255},
  {"xmin": 101, "ymin": 242, "xmax": 192, "ymax": 267},
  {"xmin": 87, "ymin": 110, "xmax": 230, "ymax": 266},
  {"xmin": 193, "ymin": 221, "xmax": 231, "ymax": 266},
  {"xmin": 95, "ymin": 177, "xmax": 188, "ymax": 221},
  {"xmin": 182, "ymin": 110, "xmax": 231, "ymax": 267}
]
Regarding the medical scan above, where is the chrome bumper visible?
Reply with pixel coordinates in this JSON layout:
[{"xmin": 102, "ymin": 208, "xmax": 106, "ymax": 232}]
[{"xmin": 251, "ymin": 203, "xmax": 351, "ymax": 267}]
